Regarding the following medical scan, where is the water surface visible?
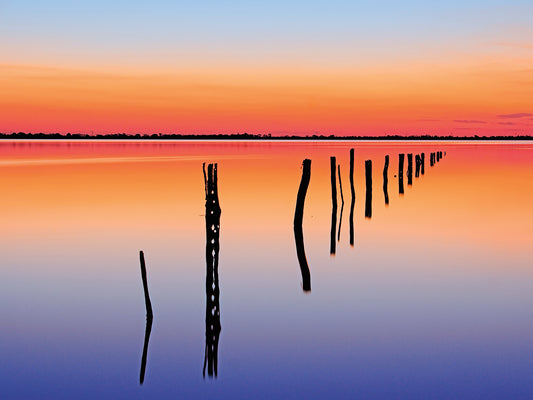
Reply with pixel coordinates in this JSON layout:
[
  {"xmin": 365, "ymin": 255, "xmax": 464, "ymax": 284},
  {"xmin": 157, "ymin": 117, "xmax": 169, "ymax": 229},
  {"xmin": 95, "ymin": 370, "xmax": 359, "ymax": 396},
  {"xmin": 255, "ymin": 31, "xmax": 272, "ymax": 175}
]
[{"xmin": 1, "ymin": 140, "xmax": 532, "ymax": 399}]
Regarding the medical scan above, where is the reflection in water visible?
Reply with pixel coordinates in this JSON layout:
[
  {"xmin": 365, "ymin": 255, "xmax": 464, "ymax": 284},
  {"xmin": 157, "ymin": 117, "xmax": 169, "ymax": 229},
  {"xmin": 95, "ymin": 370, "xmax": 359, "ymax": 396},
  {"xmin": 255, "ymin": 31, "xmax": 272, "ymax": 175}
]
[
  {"xmin": 330, "ymin": 157, "xmax": 337, "ymax": 255},
  {"xmin": 383, "ymin": 155, "xmax": 389, "ymax": 206},
  {"xmin": 349, "ymin": 149, "xmax": 355, "ymax": 247},
  {"xmin": 139, "ymin": 250, "xmax": 154, "ymax": 385},
  {"xmin": 203, "ymin": 163, "xmax": 221, "ymax": 378},
  {"xmin": 399, "ymin": 153, "xmax": 405, "ymax": 195},
  {"xmin": 407, "ymin": 153, "xmax": 413, "ymax": 186},
  {"xmin": 294, "ymin": 159, "xmax": 311, "ymax": 292},
  {"xmin": 365, "ymin": 160, "xmax": 372, "ymax": 219},
  {"xmin": 337, "ymin": 165, "xmax": 344, "ymax": 242}
]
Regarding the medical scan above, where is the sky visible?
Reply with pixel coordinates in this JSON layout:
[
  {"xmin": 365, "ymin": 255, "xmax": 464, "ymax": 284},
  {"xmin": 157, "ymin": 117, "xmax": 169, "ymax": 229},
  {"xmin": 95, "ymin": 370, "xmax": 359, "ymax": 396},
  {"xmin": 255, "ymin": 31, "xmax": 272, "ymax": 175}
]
[{"xmin": 1, "ymin": 0, "xmax": 533, "ymax": 136}]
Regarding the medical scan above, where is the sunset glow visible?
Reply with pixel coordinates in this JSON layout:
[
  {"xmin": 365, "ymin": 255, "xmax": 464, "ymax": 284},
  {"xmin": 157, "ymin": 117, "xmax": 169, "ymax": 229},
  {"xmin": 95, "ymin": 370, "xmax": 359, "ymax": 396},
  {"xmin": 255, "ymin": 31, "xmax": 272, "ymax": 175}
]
[{"xmin": 1, "ymin": 1, "xmax": 533, "ymax": 136}]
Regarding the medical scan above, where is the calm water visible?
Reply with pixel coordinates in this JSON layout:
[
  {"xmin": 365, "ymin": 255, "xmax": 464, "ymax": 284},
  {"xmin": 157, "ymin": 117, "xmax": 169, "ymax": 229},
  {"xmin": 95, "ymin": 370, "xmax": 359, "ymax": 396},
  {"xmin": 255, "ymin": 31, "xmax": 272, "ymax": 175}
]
[{"xmin": 1, "ymin": 140, "xmax": 532, "ymax": 399}]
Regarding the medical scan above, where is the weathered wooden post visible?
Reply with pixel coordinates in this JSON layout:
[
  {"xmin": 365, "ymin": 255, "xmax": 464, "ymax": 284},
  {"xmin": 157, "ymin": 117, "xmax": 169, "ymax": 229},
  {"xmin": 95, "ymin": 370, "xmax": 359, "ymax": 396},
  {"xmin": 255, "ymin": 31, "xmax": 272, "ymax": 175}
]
[
  {"xmin": 330, "ymin": 157, "xmax": 337, "ymax": 255},
  {"xmin": 294, "ymin": 159, "xmax": 311, "ymax": 292},
  {"xmin": 365, "ymin": 160, "xmax": 372, "ymax": 219},
  {"xmin": 203, "ymin": 163, "xmax": 221, "ymax": 378},
  {"xmin": 139, "ymin": 250, "xmax": 153, "ymax": 385},
  {"xmin": 399, "ymin": 153, "xmax": 405, "ymax": 195},
  {"xmin": 407, "ymin": 153, "xmax": 413, "ymax": 186},
  {"xmin": 383, "ymin": 155, "xmax": 389, "ymax": 205},
  {"xmin": 349, "ymin": 149, "xmax": 355, "ymax": 247},
  {"xmin": 415, "ymin": 154, "xmax": 421, "ymax": 178},
  {"xmin": 421, "ymin": 153, "xmax": 425, "ymax": 175}
]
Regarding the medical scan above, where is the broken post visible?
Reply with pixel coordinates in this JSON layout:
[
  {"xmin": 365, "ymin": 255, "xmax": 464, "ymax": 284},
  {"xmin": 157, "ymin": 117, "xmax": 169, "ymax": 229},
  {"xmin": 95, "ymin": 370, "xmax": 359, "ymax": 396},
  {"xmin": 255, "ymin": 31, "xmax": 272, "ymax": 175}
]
[{"xmin": 294, "ymin": 159, "xmax": 311, "ymax": 292}]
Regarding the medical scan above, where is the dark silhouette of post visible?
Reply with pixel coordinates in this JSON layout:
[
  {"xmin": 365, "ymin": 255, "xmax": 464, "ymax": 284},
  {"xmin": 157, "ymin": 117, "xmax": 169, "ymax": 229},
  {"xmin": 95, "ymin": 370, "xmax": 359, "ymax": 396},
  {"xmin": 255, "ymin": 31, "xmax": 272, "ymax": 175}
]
[
  {"xmin": 349, "ymin": 149, "xmax": 355, "ymax": 247},
  {"xmin": 294, "ymin": 159, "xmax": 311, "ymax": 292},
  {"xmin": 383, "ymin": 155, "xmax": 389, "ymax": 206},
  {"xmin": 399, "ymin": 153, "xmax": 405, "ymax": 195},
  {"xmin": 415, "ymin": 154, "xmax": 421, "ymax": 178},
  {"xmin": 365, "ymin": 160, "xmax": 372, "ymax": 219},
  {"xmin": 421, "ymin": 153, "xmax": 425, "ymax": 175},
  {"xmin": 139, "ymin": 250, "xmax": 153, "ymax": 385},
  {"xmin": 407, "ymin": 153, "xmax": 413, "ymax": 186},
  {"xmin": 203, "ymin": 163, "xmax": 221, "ymax": 378},
  {"xmin": 337, "ymin": 165, "xmax": 344, "ymax": 242},
  {"xmin": 330, "ymin": 157, "xmax": 337, "ymax": 255},
  {"xmin": 430, "ymin": 152, "xmax": 435, "ymax": 167}
]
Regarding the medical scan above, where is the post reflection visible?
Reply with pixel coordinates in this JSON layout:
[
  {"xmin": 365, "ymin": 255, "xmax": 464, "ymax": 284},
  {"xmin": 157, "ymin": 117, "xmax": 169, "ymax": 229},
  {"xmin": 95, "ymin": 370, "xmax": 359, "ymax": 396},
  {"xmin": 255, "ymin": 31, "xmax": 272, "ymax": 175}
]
[
  {"xmin": 365, "ymin": 160, "xmax": 372, "ymax": 219},
  {"xmin": 294, "ymin": 159, "xmax": 311, "ymax": 292},
  {"xmin": 203, "ymin": 163, "xmax": 221, "ymax": 378},
  {"xmin": 337, "ymin": 165, "xmax": 344, "ymax": 242},
  {"xmin": 139, "ymin": 250, "xmax": 153, "ymax": 385}
]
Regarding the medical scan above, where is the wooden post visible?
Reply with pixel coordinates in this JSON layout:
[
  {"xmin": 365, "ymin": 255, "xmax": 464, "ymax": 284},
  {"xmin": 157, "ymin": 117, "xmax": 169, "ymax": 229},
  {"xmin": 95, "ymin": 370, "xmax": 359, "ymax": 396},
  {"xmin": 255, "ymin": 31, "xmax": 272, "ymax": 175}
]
[
  {"xmin": 399, "ymin": 153, "xmax": 405, "ymax": 195},
  {"xmin": 139, "ymin": 251, "xmax": 153, "ymax": 319},
  {"xmin": 415, "ymin": 154, "xmax": 421, "ymax": 178},
  {"xmin": 330, "ymin": 157, "xmax": 337, "ymax": 255},
  {"xmin": 203, "ymin": 163, "xmax": 221, "ymax": 378},
  {"xmin": 421, "ymin": 153, "xmax": 425, "ymax": 175},
  {"xmin": 349, "ymin": 149, "xmax": 355, "ymax": 247},
  {"xmin": 365, "ymin": 160, "xmax": 372, "ymax": 219},
  {"xmin": 383, "ymin": 155, "xmax": 389, "ymax": 205},
  {"xmin": 430, "ymin": 152, "xmax": 435, "ymax": 167},
  {"xmin": 294, "ymin": 159, "xmax": 311, "ymax": 292},
  {"xmin": 407, "ymin": 153, "xmax": 413, "ymax": 186}
]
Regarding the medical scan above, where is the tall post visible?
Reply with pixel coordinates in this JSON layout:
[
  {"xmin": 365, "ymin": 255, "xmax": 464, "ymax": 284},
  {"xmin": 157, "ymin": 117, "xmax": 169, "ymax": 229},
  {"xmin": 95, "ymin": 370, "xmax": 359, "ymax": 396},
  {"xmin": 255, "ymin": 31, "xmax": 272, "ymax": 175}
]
[
  {"xmin": 330, "ymin": 157, "xmax": 337, "ymax": 255},
  {"xmin": 383, "ymin": 155, "xmax": 389, "ymax": 206},
  {"xmin": 407, "ymin": 153, "xmax": 413, "ymax": 186},
  {"xmin": 349, "ymin": 149, "xmax": 355, "ymax": 247},
  {"xmin": 399, "ymin": 153, "xmax": 405, "ymax": 195},
  {"xmin": 415, "ymin": 154, "xmax": 421, "ymax": 178},
  {"xmin": 203, "ymin": 163, "xmax": 221, "ymax": 378},
  {"xmin": 294, "ymin": 159, "xmax": 311, "ymax": 292}
]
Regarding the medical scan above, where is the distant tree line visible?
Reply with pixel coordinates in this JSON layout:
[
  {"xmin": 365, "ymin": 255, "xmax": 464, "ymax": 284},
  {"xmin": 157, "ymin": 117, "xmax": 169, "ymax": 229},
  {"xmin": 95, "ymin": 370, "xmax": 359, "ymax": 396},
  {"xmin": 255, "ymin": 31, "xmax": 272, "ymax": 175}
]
[{"xmin": 0, "ymin": 132, "xmax": 531, "ymax": 140}]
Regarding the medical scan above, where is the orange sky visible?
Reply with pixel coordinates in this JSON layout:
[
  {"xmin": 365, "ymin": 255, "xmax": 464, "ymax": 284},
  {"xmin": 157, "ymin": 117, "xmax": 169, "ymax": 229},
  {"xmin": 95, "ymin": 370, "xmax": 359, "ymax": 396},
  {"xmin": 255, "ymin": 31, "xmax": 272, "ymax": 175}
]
[{"xmin": 1, "ymin": 57, "xmax": 532, "ymax": 136}]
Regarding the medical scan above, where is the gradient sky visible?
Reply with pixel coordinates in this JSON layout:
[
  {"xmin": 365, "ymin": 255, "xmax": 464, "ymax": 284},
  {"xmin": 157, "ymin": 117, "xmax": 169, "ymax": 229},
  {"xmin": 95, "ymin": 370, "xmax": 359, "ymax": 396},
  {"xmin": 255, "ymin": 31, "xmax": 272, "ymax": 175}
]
[{"xmin": 1, "ymin": 0, "xmax": 533, "ymax": 135}]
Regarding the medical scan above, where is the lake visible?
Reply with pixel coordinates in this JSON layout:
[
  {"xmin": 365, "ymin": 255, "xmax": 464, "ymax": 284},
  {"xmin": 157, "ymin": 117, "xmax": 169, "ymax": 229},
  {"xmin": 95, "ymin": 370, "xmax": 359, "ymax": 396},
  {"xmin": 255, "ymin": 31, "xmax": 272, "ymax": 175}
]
[{"xmin": 1, "ymin": 140, "xmax": 532, "ymax": 399}]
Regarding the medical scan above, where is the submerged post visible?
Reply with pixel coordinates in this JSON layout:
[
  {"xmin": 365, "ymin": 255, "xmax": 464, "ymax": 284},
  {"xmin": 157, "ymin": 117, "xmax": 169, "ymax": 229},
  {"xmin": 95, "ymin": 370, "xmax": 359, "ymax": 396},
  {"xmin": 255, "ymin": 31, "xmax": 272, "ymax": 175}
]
[
  {"xmin": 399, "ymin": 153, "xmax": 405, "ymax": 195},
  {"xmin": 383, "ymin": 155, "xmax": 389, "ymax": 206},
  {"xmin": 330, "ymin": 157, "xmax": 337, "ymax": 255},
  {"xmin": 294, "ymin": 159, "xmax": 311, "ymax": 292},
  {"xmin": 349, "ymin": 149, "xmax": 355, "ymax": 247},
  {"xmin": 365, "ymin": 160, "xmax": 372, "ymax": 219}
]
